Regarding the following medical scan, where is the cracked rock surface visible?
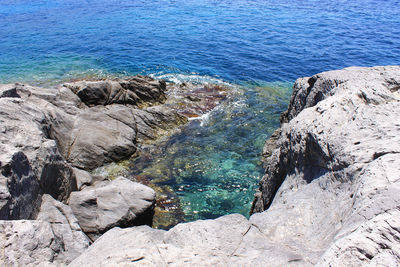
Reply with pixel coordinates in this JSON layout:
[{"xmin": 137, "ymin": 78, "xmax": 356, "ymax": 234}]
[
  {"xmin": 0, "ymin": 194, "xmax": 89, "ymax": 266},
  {"xmin": 0, "ymin": 76, "xmax": 184, "ymax": 220},
  {"xmin": 0, "ymin": 76, "xmax": 185, "ymax": 265},
  {"xmin": 69, "ymin": 214, "xmax": 305, "ymax": 267},
  {"xmin": 68, "ymin": 177, "xmax": 156, "ymax": 241},
  {"xmin": 251, "ymin": 66, "xmax": 400, "ymax": 265}
]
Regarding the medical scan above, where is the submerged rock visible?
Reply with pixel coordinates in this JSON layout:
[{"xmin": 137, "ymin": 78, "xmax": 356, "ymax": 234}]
[
  {"xmin": 68, "ymin": 177, "xmax": 156, "ymax": 241},
  {"xmin": 164, "ymin": 82, "xmax": 230, "ymax": 119}
]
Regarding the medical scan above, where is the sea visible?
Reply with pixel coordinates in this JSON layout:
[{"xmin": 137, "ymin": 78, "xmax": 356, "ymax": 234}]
[{"xmin": 1, "ymin": 0, "xmax": 399, "ymax": 227}]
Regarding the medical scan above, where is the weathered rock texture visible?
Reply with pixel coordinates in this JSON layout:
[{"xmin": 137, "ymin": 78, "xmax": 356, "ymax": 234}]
[
  {"xmin": 251, "ymin": 66, "xmax": 400, "ymax": 265},
  {"xmin": 70, "ymin": 214, "xmax": 305, "ymax": 267},
  {"xmin": 70, "ymin": 66, "xmax": 400, "ymax": 266},
  {"xmin": 63, "ymin": 76, "xmax": 167, "ymax": 107},
  {"xmin": 0, "ymin": 194, "xmax": 89, "ymax": 266},
  {"xmin": 0, "ymin": 77, "xmax": 185, "ymax": 220},
  {"xmin": 68, "ymin": 177, "xmax": 156, "ymax": 241},
  {"xmin": 57, "ymin": 77, "xmax": 185, "ymax": 170},
  {"xmin": 0, "ymin": 84, "xmax": 77, "ymax": 220},
  {"xmin": 0, "ymin": 76, "xmax": 240, "ymax": 265}
]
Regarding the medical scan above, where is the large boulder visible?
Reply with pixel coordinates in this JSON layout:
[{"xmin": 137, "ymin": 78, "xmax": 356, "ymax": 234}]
[
  {"xmin": 0, "ymin": 84, "xmax": 77, "ymax": 219},
  {"xmin": 53, "ymin": 78, "xmax": 185, "ymax": 170},
  {"xmin": 0, "ymin": 194, "xmax": 89, "ymax": 266},
  {"xmin": 68, "ymin": 177, "xmax": 156, "ymax": 241},
  {"xmin": 61, "ymin": 105, "xmax": 138, "ymax": 170},
  {"xmin": 55, "ymin": 104, "xmax": 186, "ymax": 170},
  {"xmin": 63, "ymin": 76, "xmax": 166, "ymax": 107},
  {"xmin": 250, "ymin": 66, "xmax": 400, "ymax": 265}
]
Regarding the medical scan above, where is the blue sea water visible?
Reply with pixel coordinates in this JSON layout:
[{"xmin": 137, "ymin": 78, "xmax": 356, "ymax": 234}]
[
  {"xmin": 1, "ymin": 0, "xmax": 399, "ymax": 84},
  {"xmin": 1, "ymin": 0, "xmax": 399, "ymax": 225}
]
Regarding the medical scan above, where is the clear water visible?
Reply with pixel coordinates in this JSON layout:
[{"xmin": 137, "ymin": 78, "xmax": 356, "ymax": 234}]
[
  {"xmin": 124, "ymin": 81, "xmax": 291, "ymax": 228},
  {"xmin": 1, "ymin": 0, "xmax": 399, "ymax": 224}
]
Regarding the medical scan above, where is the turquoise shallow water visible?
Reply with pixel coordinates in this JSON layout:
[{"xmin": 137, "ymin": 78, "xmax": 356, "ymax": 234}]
[
  {"xmin": 125, "ymin": 80, "xmax": 291, "ymax": 226},
  {"xmin": 1, "ymin": 0, "xmax": 399, "ymax": 223}
]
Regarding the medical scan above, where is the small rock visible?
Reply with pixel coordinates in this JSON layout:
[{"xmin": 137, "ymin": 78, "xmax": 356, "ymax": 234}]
[
  {"xmin": 68, "ymin": 177, "xmax": 156, "ymax": 241},
  {"xmin": 72, "ymin": 167, "xmax": 93, "ymax": 190}
]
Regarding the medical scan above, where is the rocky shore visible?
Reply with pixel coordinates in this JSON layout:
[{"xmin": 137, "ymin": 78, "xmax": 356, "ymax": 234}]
[
  {"xmin": 1, "ymin": 66, "xmax": 399, "ymax": 266},
  {"xmin": 0, "ymin": 76, "xmax": 229, "ymax": 264}
]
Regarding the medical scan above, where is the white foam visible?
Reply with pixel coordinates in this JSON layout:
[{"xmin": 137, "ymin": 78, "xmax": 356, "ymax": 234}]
[
  {"xmin": 149, "ymin": 72, "xmax": 247, "ymax": 128},
  {"xmin": 149, "ymin": 72, "xmax": 232, "ymax": 87}
]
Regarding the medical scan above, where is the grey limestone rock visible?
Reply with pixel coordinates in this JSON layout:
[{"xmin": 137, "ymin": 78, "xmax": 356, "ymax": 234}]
[
  {"xmin": 69, "ymin": 214, "xmax": 307, "ymax": 267},
  {"xmin": 56, "ymin": 78, "xmax": 185, "ymax": 170},
  {"xmin": 0, "ymin": 195, "xmax": 89, "ymax": 266},
  {"xmin": 251, "ymin": 66, "xmax": 400, "ymax": 265},
  {"xmin": 36, "ymin": 194, "xmax": 90, "ymax": 263},
  {"xmin": 0, "ymin": 86, "xmax": 76, "ymax": 219},
  {"xmin": 0, "ymin": 76, "xmax": 187, "ymax": 219},
  {"xmin": 62, "ymin": 103, "xmax": 185, "ymax": 170},
  {"xmin": 68, "ymin": 177, "xmax": 156, "ymax": 241},
  {"xmin": 35, "ymin": 140, "xmax": 77, "ymax": 203},
  {"xmin": 72, "ymin": 167, "xmax": 93, "ymax": 190},
  {"xmin": 132, "ymin": 105, "xmax": 188, "ymax": 142},
  {"xmin": 0, "ymin": 151, "xmax": 41, "ymax": 220},
  {"xmin": 63, "ymin": 105, "xmax": 138, "ymax": 170},
  {"xmin": 0, "ymin": 220, "xmax": 62, "ymax": 266}
]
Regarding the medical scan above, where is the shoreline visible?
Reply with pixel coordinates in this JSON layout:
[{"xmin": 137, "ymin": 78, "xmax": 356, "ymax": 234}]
[{"xmin": 1, "ymin": 66, "xmax": 399, "ymax": 265}]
